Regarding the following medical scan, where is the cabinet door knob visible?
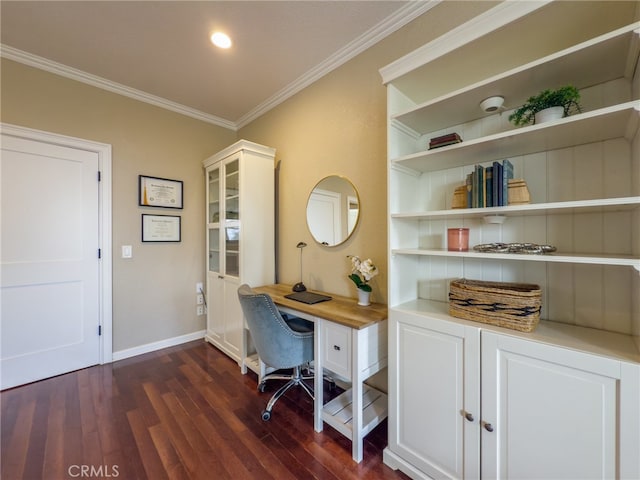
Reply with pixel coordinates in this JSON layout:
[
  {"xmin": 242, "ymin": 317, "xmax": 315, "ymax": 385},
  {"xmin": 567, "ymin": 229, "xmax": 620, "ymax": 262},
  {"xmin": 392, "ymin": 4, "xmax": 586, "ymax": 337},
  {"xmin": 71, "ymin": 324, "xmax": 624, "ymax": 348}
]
[
  {"xmin": 483, "ymin": 422, "xmax": 494, "ymax": 432},
  {"xmin": 464, "ymin": 412, "xmax": 474, "ymax": 422},
  {"xmin": 333, "ymin": 345, "xmax": 341, "ymax": 351}
]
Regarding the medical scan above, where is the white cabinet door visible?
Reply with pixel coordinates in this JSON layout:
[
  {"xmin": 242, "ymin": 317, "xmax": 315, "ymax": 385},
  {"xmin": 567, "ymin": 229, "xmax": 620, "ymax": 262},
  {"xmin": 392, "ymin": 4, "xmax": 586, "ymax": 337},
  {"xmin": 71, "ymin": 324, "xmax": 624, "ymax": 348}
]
[
  {"xmin": 207, "ymin": 274, "xmax": 242, "ymax": 362},
  {"xmin": 389, "ymin": 310, "xmax": 480, "ymax": 480},
  {"xmin": 481, "ymin": 332, "xmax": 621, "ymax": 480},
  {"xmin": 222, "ymin": 276, "xmax": 242, "ymax": 359},
  {"xmin": 207, "ymin": 274, "xmax": 224, "ymax": 346}
]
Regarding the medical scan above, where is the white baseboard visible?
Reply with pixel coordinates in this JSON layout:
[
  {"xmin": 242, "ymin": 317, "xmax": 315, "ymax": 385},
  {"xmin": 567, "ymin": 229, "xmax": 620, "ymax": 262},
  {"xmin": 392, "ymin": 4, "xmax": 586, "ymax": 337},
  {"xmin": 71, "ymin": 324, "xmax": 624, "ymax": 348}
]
[{"xmin": 112, "ymin": 330, "xmax": 205, "ymax": 362}]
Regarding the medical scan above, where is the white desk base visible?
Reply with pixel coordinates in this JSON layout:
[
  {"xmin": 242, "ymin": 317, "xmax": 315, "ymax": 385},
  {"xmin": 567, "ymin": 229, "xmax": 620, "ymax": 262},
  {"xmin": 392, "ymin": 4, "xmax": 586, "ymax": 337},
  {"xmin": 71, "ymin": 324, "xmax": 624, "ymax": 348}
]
[{"xmin": 277, "ymin": 305, "xmax": 388, "ymax": 463}]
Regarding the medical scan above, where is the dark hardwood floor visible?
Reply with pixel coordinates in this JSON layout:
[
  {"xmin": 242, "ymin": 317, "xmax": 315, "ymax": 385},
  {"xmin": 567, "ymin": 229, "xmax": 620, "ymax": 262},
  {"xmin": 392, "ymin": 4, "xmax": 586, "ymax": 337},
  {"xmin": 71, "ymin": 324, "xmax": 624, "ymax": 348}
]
[{"xmin": 1, "ymin": 340, "xmax": 409, "ymax": 479}]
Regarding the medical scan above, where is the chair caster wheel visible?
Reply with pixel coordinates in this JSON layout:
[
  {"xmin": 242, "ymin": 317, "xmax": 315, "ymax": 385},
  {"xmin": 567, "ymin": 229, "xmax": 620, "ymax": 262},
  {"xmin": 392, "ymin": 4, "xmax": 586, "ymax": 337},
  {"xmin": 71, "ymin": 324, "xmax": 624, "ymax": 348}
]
[
  {"xmin": 262, "ymin": 410, "xmax": 271, "ymax": 421},
  {"xmin": 258, "ymin": 382, "xmax": 266, "ymax": 392}
]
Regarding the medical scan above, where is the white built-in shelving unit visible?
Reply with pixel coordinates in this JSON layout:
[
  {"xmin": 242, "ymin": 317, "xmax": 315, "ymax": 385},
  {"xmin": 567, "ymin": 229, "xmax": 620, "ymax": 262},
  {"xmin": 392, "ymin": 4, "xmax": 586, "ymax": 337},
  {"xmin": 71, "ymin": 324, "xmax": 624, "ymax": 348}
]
[
  {"xmin": 385, "ymin": 18, "xmax": 640, "ymax": 337},
  {"xmin": 381, "ymin": 2, "xmax": 640, "ymax": 479}
]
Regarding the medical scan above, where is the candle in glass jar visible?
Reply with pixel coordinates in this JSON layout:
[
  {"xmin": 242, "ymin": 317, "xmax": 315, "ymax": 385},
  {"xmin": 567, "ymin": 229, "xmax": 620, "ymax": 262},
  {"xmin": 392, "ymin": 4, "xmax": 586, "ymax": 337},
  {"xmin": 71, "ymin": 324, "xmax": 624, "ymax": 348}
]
[{"xmin": 447, "ymin": 228, "xmax": 469, "ymax": 251}]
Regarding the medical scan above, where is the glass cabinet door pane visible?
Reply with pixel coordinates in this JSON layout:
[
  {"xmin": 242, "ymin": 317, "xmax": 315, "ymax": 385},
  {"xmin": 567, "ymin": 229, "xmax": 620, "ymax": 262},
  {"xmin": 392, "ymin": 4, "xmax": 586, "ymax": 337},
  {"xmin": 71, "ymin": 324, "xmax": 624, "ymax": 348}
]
[
  {"xmin": 225, "ymin": 226, "xmax": 239, "ymax": 277},
  {"xmin": 225, "ymin": 160, "xmax": 239, "ymax": 221},
  {"xmin": 208, "ymin": 228, "xmax": 220, "ymax": 272},
  {"xmin": 224, "ymin": 158, "xmax": 240, "ymax": 277},
  {"xmin": 208, "ymin": 168, "xmax": 220, "ymax": 223}
]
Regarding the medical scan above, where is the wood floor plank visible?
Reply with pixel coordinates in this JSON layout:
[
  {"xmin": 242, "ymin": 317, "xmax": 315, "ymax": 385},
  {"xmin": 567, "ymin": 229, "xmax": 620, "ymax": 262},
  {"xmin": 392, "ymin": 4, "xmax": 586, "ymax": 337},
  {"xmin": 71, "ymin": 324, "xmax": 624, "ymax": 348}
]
[
  {"xmin": 162, "ymin": 390, "xmax": 233, "ymax": 480},
  {"xmin": 1, "ymin": 396, "xmax": 35, "ymax": 479},
  {"xmin": 126, "ymin": 407, "xmax": 171, "ymax": 480},
  {"xmin": 1, "ymin": 340, "xmax": 410, "ymax": 480},
  {"xmin": 148, "ymin": 423, "xmax": 191, "ymax": 480},
  {"xmin": 192, "ymin": 411, "xmax": 274, "ymax": 480},
  {"xmin": 21, "ymin": 385, "xmax": 49, "ymax": 480},
  {"xmin": 41, "ymin": 378, "xmax": 67, "ymax": 480}
]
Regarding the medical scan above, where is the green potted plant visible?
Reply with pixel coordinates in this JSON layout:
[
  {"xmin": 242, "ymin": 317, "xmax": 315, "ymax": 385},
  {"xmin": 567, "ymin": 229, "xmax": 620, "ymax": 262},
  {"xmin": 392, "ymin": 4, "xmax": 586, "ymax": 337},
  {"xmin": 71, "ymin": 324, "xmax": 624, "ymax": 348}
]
[{"xmin": 509, "ymin": 85, "xmax": 582, "ymax": 126}]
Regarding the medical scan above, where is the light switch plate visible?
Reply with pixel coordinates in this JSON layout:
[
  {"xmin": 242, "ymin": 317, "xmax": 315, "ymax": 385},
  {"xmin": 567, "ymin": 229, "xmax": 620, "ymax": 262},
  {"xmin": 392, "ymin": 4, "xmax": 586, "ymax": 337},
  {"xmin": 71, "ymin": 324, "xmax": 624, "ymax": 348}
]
[{"xmin": 122, "ymin": 245, "xmax": 132, "ymax": 258}]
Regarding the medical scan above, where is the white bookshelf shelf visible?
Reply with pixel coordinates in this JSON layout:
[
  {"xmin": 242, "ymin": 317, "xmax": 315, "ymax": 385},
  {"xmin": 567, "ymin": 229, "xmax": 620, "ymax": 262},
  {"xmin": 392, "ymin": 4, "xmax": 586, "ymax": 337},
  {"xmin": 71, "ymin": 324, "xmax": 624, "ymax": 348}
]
[
  {"xmin": 391, "ymin": 196, "xmax": 640, "ymax": 220},
  {"xmin": 391, "ymin": 102, "xmax": 639, "ymax": 172},
  {"xmin": 321, "ymin": 384, "xmax": 388, "ymax": 440},
  {"xmin": 393, "ymin": 299, "xmax": 640, "ymax": 364},
  {"xmin": 391, "ymin": 248, "xmax": 640, "ymax": 269},
  {"xmin": 391, "ymin": 23, "xmax": 640, "ymax": 134}
]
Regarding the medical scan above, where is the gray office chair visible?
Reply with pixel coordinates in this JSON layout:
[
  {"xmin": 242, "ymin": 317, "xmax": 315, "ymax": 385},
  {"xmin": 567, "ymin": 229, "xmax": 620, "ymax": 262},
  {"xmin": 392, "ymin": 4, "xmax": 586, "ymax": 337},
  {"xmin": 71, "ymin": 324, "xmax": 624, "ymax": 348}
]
[{"xmin": 237, "ymin": 284, "xmax": 315, "ymax": 421}]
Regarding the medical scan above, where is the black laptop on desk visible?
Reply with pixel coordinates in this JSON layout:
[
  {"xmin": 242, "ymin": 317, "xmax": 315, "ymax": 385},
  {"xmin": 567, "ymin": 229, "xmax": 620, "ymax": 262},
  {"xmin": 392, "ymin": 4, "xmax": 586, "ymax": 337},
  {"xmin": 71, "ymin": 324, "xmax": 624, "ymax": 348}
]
[{"xmin": 285, "ymin": 291, "xmax": 332, "ymax": 305}]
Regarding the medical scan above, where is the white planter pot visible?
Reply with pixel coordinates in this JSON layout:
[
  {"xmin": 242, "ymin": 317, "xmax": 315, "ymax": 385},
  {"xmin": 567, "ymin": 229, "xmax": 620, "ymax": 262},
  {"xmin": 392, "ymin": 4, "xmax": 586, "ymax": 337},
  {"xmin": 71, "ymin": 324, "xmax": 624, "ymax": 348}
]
[
  {"xmin": 357, "ymin": 289, "xmax": 371, "ymax": 306},
  {"xmin": 534, "ymin": 106, "xmax": 564, "ymax": 124}
]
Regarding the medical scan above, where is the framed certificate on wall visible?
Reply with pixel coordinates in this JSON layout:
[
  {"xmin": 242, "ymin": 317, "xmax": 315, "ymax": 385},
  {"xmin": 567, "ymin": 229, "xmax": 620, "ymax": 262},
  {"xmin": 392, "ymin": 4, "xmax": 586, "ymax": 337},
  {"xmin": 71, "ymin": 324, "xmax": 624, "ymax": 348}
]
[
  {"xmin": 141, "ymin": 214, "xmax": 181, "ymax": 242},
  {"xmin": 139, "ymin": 175, "xmax": 183, "ymax": 209}
]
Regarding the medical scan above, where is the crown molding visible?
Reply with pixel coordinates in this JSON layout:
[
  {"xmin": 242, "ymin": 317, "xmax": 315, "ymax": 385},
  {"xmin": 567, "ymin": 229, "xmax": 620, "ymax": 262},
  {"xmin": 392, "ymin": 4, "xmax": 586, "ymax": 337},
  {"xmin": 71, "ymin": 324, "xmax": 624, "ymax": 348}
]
[
  {"xmin": 2, "ymin": 0, "xmax": 442, "ymax": 131},
  {"xmin": 1, "ymin": 44, "xmax": 237, "ymax": 131},
  {"xmin": 235, "ymin": 0, "xmax": 442, "ymax": 129},
  {"xmin": 379, "ymin": 0, "xmax": 553, "ymax": 85}
]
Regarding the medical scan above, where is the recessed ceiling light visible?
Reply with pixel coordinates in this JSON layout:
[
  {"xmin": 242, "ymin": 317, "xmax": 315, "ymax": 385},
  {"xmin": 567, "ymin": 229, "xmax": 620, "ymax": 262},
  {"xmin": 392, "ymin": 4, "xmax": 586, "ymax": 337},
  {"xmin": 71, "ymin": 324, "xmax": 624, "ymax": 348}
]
[{"xmin": 211, "ymin": 32, "xmax": 232, "ymax": 49}]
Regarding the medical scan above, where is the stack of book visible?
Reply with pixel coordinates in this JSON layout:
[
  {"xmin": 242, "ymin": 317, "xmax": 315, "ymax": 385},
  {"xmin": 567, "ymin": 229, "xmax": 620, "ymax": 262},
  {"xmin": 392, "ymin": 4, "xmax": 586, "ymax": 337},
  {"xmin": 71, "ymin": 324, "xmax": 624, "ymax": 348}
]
[
  {"xmin": 429, "ymin": 132, "xmax": 462, "ymax": 149},
  {"xmin": 464, "ymin": 159, "xmax": 515, "ymax": 208}
]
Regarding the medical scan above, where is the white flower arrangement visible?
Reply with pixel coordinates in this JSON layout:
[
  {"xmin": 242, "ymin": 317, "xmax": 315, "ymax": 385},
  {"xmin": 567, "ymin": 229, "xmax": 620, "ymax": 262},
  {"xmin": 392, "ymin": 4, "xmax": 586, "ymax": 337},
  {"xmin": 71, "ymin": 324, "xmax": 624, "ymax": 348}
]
[{"xmin": 347, "ymin": 255, "xmax": 378, "ymax": 292}]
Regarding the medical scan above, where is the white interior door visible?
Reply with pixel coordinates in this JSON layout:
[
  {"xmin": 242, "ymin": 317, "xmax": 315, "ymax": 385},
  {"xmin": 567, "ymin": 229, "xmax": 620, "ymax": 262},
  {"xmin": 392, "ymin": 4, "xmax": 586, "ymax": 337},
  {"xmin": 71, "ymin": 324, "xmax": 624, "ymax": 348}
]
[
  {"xmin": 1, "ymin": 131, "xmax": 105, "ymax": 389},
  {"xmin": 307, "ymin": 189, "xmax": 341, "ymax": 246}
]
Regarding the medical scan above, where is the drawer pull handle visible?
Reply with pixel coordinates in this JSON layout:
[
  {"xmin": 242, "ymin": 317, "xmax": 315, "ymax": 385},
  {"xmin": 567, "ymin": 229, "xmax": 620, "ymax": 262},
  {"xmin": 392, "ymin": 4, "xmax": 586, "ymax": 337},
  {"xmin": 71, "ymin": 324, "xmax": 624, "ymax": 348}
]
[
  {"xmin": 483, "ymin": 422, "xmax": 494, "ymax": 432},
  {"xmin": 333, "ymin": 345, "xmax": 341, "ymax": 351},
  {"xmin": 464, "ymin": 412, "xmax": 474, "ymax": 422}
]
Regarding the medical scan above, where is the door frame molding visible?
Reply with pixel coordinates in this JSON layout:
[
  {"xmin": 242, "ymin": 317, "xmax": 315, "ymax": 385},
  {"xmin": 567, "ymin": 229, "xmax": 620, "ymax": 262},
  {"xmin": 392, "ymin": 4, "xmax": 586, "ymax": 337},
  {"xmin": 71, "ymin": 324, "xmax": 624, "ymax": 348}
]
[{"xmin": 1, "ymin": 123, "xmax": 113, "ymax": 363}]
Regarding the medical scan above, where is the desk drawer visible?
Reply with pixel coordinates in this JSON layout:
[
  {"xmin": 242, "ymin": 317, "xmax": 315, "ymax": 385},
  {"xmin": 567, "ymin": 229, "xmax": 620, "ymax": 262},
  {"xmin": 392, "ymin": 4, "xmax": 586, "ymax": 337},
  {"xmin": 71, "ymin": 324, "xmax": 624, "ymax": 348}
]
[{"xmin": 323, "ymin": 322, "xmax": 351, "ymax": 379}]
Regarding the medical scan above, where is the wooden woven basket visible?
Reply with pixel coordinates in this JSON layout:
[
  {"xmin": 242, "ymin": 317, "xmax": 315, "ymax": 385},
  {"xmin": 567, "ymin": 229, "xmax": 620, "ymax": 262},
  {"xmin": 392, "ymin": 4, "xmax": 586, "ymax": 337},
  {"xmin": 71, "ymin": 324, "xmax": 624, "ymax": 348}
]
[{"xmin": 449, "ymin": 278, "xmax": 541, "ymax": 332}]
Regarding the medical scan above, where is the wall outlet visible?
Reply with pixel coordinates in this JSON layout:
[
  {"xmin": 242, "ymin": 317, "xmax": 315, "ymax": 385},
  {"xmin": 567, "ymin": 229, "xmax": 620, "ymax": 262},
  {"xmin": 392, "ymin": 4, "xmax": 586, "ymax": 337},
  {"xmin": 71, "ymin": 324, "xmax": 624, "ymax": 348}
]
[
  {"xmin": 196, "ymin": 282, "xmax": 203, "ymax": 293},
  {"xmin": 197, "ymin": 305, "xmax": 205, "ymax": 316},
  {"xmin": 196, "ymin": 294, "xmax": 204, "ymax": 305}
]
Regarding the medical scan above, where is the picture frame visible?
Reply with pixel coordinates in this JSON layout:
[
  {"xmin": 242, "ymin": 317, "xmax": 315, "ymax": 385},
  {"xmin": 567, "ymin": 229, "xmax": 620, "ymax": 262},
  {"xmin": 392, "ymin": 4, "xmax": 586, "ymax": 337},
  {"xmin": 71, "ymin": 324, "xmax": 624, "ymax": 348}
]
[
  {"xmin": 139, "ymin": 175, "xmax": 183, "ymax": 209},
  {"xmin": 141, "ymin": 214, "xmax": 181, "ymax": 242}
]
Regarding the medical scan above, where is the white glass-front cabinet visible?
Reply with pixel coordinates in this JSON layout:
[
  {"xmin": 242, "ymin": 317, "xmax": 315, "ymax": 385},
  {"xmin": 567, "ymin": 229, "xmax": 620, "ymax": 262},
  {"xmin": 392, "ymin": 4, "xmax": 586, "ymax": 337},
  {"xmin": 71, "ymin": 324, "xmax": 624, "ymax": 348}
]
[
  {"xmin": 203, "ymin": 140, "xmax": 275, "ymax": 371},
  {"xmin": 381, "ymin": 2, "xmax": 640, "ymax": 479}
]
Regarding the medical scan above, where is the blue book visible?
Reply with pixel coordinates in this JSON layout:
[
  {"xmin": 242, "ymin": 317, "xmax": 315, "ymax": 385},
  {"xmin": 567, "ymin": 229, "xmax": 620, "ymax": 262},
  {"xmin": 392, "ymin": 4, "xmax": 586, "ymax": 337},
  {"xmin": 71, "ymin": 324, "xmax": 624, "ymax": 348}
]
[
  {"xmin": 471, "ymin": 169, "xmax": 477, "ymax": 208},
  {"xmin": 475, "ymin": 165, "xmax": 484, "ymax": 208},
  {"xmin": 502, "ymin": 159, "xmax": 514, "ymax": 206},
  {"xmin": 492, "ymin": 161, "xmax": 501, "ymax": 207},
  {"xmin": 485, "ymin": 166, "xmax": 493, "ymax": 207}
]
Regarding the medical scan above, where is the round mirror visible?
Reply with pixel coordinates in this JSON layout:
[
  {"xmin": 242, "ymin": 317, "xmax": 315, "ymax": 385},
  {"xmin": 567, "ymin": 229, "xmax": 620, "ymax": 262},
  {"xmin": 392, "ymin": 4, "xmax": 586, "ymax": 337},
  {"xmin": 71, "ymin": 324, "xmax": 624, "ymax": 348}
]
[{"xmin": 306, "ymin": 175, "xmax": 360, "ymax": 247}]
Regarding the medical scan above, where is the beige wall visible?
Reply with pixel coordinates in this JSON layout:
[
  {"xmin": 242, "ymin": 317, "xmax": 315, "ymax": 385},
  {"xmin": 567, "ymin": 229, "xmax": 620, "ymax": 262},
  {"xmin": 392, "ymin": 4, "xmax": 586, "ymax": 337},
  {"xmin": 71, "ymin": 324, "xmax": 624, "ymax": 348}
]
[
  {"xmin": 1, "ymin": 59, "xmax": 236, "ymax": 352},
  {"xmin": 238, "ymin": 1, "xmax": 497, "ymax": 304},
  {"xmin": 0, "ymin": 1, "xmax": 497, "ymax": 355}
]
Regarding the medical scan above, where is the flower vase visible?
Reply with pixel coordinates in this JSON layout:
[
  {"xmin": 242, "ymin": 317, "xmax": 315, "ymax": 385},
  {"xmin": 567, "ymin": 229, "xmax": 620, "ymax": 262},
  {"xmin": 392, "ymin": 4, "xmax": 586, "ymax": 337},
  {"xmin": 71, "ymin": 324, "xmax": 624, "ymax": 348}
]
[{"xmin": 357, "ymin": 289, "xmax": 371, "ymax": 306}]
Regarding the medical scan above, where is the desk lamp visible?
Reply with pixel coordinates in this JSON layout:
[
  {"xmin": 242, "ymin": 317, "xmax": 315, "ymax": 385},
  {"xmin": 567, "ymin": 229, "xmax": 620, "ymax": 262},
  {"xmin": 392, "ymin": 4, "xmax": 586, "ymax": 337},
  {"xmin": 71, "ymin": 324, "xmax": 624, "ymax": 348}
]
[{"xmin": 293, "ymin": 241, "xmax": 307, "ymax": 292}]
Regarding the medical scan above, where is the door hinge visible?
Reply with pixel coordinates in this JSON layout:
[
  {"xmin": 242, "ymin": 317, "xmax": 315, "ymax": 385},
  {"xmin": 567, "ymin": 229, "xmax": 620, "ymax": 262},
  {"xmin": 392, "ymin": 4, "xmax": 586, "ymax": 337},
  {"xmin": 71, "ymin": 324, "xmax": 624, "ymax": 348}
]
[
  {"xmin": 98, "ymin": 171, "xmax": 101, "ymax": 181},
  {"xmin": 98, "ymin": 325, "xmax": 102, "ymax": 336},
  {"xmin": 98, "ymin": 248, "xmax": 102, "ymax": 259}
]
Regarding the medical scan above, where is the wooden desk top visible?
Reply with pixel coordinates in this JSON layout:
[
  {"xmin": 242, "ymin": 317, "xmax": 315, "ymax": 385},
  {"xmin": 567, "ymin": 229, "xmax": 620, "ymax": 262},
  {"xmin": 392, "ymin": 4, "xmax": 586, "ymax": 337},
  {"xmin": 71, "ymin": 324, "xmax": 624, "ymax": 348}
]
[{"xmin": 253, "ymin": 284, "xmax": 387, "ymax": 330}]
